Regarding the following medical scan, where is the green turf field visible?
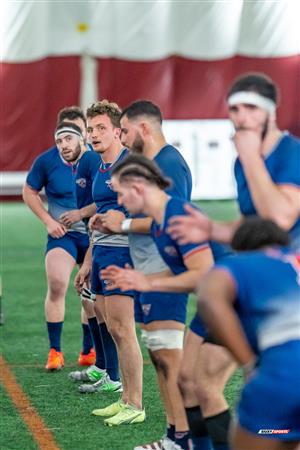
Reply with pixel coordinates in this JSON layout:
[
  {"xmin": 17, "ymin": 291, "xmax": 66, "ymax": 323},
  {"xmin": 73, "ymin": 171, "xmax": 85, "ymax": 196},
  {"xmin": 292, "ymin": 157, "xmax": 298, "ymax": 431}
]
[{"xmin": 0, "ymin": 201, "xmax": 242, "ymax": 450}]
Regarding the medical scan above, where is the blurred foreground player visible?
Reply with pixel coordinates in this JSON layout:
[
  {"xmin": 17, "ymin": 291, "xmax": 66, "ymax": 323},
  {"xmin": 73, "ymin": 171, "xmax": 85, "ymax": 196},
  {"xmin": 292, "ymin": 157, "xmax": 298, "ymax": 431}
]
[{"xmin": 197, "ymin": 218, "xmax": 300, "ymax": 450}]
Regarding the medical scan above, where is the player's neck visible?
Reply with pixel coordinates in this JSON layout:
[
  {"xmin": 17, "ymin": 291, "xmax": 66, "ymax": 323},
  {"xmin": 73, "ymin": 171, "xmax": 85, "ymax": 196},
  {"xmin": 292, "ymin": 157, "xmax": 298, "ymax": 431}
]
[
  {"xmin": 101, "ymin": 140, "xmax": 123, "ymax": 163},
  {"xmin": 144, "ymin": 190, "xmax": 169, "ymax": 225},
  {"xmin": 143, "ymin": 135, "xmax": 167, "ymax": 160}
]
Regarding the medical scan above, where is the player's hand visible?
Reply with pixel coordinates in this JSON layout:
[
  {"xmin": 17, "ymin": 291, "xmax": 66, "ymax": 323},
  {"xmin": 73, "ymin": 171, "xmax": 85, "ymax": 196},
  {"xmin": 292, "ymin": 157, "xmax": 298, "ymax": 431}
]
[
  {"xmin": 89, "ymin": 214, "xmax": 111, "ymax": 233},
  {"xmin": 101, "ymin": 264, "xmax": 152, "ymax": 292},
  {"xmin": 167, "ymin": 204, "xmax": 212, "ymax": 244},
  {"xmin": 80, "ymin": 287, "xmax": 96, "ymax": 302},
  {"xmin": 74, "ymin": 264, "xmax": 91, "ymax": 294},
  {"xmin": 232, "ymin": 128, "xmax": 262, "ymax": 165},
  {"xmin": 60, "ymin": 210, "xmax": 81, "ymax": 227},
  {"xmin": 101, "ymin": 210, "xmax": 126, "ymax": 233},
  {"xmin": 46, "ymin": 218, "xmax": 67, "ymax": 238}
]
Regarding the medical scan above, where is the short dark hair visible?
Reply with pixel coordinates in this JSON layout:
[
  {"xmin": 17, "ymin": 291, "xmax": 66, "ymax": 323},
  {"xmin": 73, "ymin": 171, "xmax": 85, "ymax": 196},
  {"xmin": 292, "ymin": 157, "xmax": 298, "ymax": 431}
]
[
  {"xmin": 55, "ymin": 121, "xmax": 83, "ymax": 138},
  {"xmin": 227, "ymin": 73, "xmax": 278, "ymax": 104},
  {"xmin": 86, "ymin": 100, "xmax": 122, "ymax": 128},
  {"xmin": 112, "ymin": 154, "xmax": 171, "ymax": 190},
  {"xmin": 57, "ymin": 106, "xmax": 86, "ymax": 126},
  {"xmin": 121, "ymin": 100, "xmax": 162, "ymax": 124},
  {"xmin": 231, "ymin": 217, "xmax": 289, "ymax": 251}
]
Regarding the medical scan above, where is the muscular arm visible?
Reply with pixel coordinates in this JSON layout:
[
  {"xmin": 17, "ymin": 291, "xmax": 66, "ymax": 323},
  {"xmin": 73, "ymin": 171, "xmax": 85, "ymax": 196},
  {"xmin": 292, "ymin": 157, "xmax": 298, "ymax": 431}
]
[
  {"xmin": 22, "ymin": 183, "xmax": 66, "ymax": 238},
  {"xmin": 242, "ymin": 156, "xmax": 300, "ymax": 230},
  {"xmin": 100, "ymin": 210, "xmax": 153, "ymax": 234},
  {"xmin": 60, "ymin": 202, "xmax": 97, "ymax": 227},
  {"xmin": 197, "ymin": 269, "xmax": 255, "ymax": 366}
]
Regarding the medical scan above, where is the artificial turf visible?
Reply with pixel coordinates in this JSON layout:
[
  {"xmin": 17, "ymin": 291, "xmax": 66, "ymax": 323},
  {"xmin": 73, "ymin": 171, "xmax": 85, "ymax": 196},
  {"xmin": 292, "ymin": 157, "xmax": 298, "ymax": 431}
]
[{"xmin": 0, "ymin": 201, "xmax": 242, "ymax": 450}]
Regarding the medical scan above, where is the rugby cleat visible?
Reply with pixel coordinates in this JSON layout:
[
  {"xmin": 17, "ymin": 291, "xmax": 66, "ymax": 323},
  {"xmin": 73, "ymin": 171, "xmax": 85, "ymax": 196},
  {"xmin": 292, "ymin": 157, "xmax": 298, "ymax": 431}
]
[
  {"xmin": 68, "ymin": 365, "xmax": 106, "ymax": 382},
  {"xmin": 78, "ymin": 374, "xmax": 123, "ymax": 394},
  {"xmin": 134, "ymin": 436, "xmax": 176, "ymax": 449},
  {"xmin": 104, "ymin": 404, "xmax": 145, "ymax": 426},
  {"xmin": 45, "ymin": 348, "xmax": 64, "ymax": 371},
  {"xmin": 77, "ymin": 348, "xmax": 96, "ymax": 366},
  {"xmin": 92, "ymin": 399, "xmax": 126, "ymax": 417}
]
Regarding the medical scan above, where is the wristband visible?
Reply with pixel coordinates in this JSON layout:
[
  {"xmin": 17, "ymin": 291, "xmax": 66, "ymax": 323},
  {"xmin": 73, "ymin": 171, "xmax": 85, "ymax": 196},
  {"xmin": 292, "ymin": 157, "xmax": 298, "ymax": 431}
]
[{"xmin": 121, "ymin": 218, "xmax": 132, "ymax": 233}]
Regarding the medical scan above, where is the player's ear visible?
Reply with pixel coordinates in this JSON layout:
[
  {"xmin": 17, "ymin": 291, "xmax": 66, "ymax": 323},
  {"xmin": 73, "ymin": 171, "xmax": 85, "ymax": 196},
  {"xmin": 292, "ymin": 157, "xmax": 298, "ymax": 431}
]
[{"xmin": 114, "ymin": 127, "xmax": 121, "ymax": 139}]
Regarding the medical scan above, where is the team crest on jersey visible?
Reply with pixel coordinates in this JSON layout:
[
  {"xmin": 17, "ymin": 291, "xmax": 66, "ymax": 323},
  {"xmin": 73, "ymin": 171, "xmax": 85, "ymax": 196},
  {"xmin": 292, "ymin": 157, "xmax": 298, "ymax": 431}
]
[
  {"xmin": 142, "ymin": 304, "xmax": 151, "ymax": 316},
  {"xmin": 105, "ymin": 180, "xmax": 113, "ymax": 190},
  {"xmin": 76, "ymin": 178, "xmax": 87, "ymax": 188},
  {"xmin": 164, "ymin": 245, "xmax": 178, "ymax": 257}
]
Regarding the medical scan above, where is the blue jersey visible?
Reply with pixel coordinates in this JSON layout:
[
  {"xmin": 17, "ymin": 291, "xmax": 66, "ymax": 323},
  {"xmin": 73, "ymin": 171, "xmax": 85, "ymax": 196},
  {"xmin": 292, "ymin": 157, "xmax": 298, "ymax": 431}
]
[
  {"xmin": 215, "ymin": 248, "xmax": 300, "ymax": 354},
  {"xmin": 27, "ymin": 146, "xmax": 87, "ymax": 233},
  {"xmin": 155, "ymin": 144, "xmax": 193, "ymax": 201},
  {"xmin": 234, "ymin": 133, "xmax": 300, "ymax": 249},
  {"xmin": 75, "ymin": 150, "xmax": 100, "ymax": 210},
  {"xmin": 151, "ymin": 197, "xmax": 231, "ymax": 275},
  {"xmin": 129, "ymin": 144, "xmax": 193, "ymax": 274},
  {"xmin": 91, "ymin": 148, "xmax": 129, "ymax": 247},
  {"xmin": 92, "ymin": 148, "xmax": 129, "ymax": 215}
]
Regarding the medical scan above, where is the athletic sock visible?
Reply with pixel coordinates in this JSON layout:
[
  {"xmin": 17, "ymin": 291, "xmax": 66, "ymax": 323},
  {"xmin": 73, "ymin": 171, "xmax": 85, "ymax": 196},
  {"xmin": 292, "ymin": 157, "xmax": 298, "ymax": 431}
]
[
  {"xmin": 175, "ymin": 431, "xmax": 192, "ymax": 450},
  {"xmin": 166, "ymin": 423, "xmax": 176, "ymax": 441},
  {"xmin": 82, "ymin": 323, "xmax": 93, "ymax": 355},
  {"xmin": 205, "ymin": 410, "xmax": 231, "ymax": 450},
  {"xmin": 185, "ymin": 406, "xmax": 213, "ymax": 450},
  {"xmin": 87, "ymin": 317, "xmax": 105, "ymax": 369},
  {"xmin": 47, "ymin": 321, "xmax": 63, "ymax": 352},
  {"xmin": 99, "ymin": 321, "xmax": 119, "ymax": 381}
]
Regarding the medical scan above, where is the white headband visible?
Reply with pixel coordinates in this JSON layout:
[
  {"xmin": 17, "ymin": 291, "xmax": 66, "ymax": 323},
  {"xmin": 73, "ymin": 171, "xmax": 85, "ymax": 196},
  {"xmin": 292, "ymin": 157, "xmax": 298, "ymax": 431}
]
[
  {"xmin": 227, "ymin": 91, "xmax": 276, "ymax": 114},
  {"xmin": 55, "ymin": 127, "xmax": 82, "ymax": 141}
]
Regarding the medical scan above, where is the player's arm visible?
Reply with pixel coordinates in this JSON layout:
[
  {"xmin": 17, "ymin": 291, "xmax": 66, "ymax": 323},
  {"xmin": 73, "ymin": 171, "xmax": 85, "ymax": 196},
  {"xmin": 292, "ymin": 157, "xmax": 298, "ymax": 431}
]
[
  {"xmin": 167, "ymin": 203, "xmax": 243, "ymax": 245},
  {"xmin": 60, "ymin": 203, "xmax": 97, "ymax": 227},
  {"xmin": 197, "ymin": 268, "xmax": 256, "ymax": 367},
  {"xmin": 243, "ymin": 159, "xmax": 300, "ymax": 230},
  {"xmin": 74, "ymin": 243, "xmax": 93, "ymax": 293},
  {"xmin": 101, "ymin": 247, "xmax": 214, "ymax": 293},
  {"xmin": 101, "ymin": 210, "xmax": 153, "ymax": 234},
  {"xmin": 22, "ymin": 183, "xmax": 66, "ymax": 238}
]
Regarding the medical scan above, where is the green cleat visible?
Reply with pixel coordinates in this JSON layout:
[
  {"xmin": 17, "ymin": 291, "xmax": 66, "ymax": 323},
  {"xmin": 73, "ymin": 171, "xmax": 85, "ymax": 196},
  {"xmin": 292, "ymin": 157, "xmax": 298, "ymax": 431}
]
[
  {"xmin": 79, "ymin": 374, "xmax": 123, "ymax": 393},
  {"xmin": 92, "ymin": 399, "xmax": 126, "ymax": 417},
  {"xmin": 68, "ymin": 365, "xmax": 106, "ymax": 382},
  {"xmin": 104, "ymin": 404, "xmax": 146, "ymax": 426}
]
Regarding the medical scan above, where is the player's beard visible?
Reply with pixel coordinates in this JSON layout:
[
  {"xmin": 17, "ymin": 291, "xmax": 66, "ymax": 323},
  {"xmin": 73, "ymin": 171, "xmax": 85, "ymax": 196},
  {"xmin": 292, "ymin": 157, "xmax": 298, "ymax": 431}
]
[
  {"xmin": 62, "ymin": 143, "xmax": 82, "ymax": 162},
  {"xmin": 130, "ymin": 132, "xmax": 145, "ymax": 154}
]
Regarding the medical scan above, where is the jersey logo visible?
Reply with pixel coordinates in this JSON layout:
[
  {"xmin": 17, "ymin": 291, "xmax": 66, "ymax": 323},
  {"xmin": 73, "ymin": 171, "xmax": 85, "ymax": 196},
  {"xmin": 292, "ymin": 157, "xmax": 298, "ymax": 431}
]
[
  {"xmin": 105, "ymin": 180, "xmax": 113, "ymax": 190},
  {"xmin": 142, "ymin": 304, "xmax": 151, "ymax": 316},
  {"xmin": 76, "ymin": 178, "xmax": 87, "ymax": 188},
  {"xmin": 164, "ymin": 246, "xmax": 178, "ymax": 257}
]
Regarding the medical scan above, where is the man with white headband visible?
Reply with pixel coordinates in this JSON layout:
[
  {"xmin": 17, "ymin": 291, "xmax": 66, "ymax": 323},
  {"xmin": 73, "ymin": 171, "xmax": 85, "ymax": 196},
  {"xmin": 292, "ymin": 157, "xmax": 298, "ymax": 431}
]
[
  {"xmin": 23, "ymin": 112, "xmax": 100, "ymax": 371},
  {"xmin": 167, "ymin": 72, "xmax": 300, "ymax": 251}
]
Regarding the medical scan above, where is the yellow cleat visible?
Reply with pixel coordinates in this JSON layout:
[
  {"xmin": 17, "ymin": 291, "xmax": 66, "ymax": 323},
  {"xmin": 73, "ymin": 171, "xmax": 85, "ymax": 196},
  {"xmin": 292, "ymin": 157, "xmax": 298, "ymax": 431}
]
[
  {"xmin": 104, "ymin": 404, "xmax": 146, "ymax": 426},
  {"xmin": 92, "ymin": 399, "xmax": 125, "ymax": 417}
]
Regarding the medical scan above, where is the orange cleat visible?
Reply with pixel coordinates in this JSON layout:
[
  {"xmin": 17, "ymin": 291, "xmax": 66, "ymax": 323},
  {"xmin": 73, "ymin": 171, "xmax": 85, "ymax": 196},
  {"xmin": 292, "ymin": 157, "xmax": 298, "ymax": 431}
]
[
  {"xmin": 45, "ymin": 348, "xmax": 64, "ymax": 371},
  {"xmin": 78, "ymin": 348, "xmax": 96, "ymax": 366}
]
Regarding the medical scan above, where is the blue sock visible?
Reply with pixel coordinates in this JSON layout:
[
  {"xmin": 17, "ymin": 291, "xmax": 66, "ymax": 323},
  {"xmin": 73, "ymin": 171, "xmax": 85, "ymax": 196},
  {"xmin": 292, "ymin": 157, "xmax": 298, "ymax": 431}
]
[
  {"xmin": 99, "ymin": 322, "xmax": 119, "ymax": 381},
  {"xmin": 175, "ymin": 431, "xmax": 192, "ymax": 450},
  {"xmin": 166, "ymin": 423, "xmax": 175, "ymax": 441},
  {"xmin": 88, "ymin": 317, "xmax": 105, "ymax": 369},
  {"xmin": 47, "ymin": 321, "xmax": 63, "ymax": 351},
  {"xmin": 82, "ymin": 323, "xmax": 93, "ymax": 354},
  {"xmin": 185, "ymin": 406, "xmax": 213, "ymax": 450}
]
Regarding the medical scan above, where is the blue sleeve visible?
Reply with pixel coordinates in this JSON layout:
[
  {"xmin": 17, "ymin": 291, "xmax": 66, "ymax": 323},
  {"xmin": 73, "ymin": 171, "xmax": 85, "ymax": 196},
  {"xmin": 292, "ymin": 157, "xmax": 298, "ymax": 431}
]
[
  {"xmin": 158, "ymin": 151, "xmax": 192, "ymax": 200},
  {"xmin": 168, "ymin": 200, "xmax": 209, "ymax": 259},
  {"xmin": 26, "ymin": 154, "xmax": 47, "ymax": 191},
  {"xmin": 274, "ymin": 139, "xmax": 300, "ymax": 188},
  {"xmin": 214, "ymin": 256, "xmax": 243, "ymax": 298}
]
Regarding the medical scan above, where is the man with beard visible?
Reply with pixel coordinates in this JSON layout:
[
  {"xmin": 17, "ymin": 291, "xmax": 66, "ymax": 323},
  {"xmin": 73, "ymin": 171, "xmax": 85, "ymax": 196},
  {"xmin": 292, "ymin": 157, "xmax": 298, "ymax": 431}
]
[
  {"xmin": 23, "ymin": 119, "xmax": 99, "ymax": 370},
  {"xmin": 98, "ymin": 101, "xmax": 194, "ymax": 449}
]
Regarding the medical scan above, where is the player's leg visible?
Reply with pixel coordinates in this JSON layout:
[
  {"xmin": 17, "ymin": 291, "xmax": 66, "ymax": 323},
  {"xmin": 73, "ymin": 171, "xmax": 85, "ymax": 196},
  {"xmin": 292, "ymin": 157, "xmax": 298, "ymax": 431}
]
[
  {"xmin": 178, "ymin": 329, "xmax": 213, "ymax": 450},
  {"xmin": 194, "ymin": 342, "xmax": 236, "ymax": 450},
  {"xmin": 105, "ymin": 293, "xmax": 143, "ymax": 408},
  {"xmin": 45, "ymin": 246, "xmax": 76, "ymax": 370}
]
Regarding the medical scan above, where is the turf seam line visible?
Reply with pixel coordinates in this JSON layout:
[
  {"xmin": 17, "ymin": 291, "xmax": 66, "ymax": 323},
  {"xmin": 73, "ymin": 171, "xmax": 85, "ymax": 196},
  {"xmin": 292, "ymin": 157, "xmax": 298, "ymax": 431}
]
[{"xmin": 0, "ymin": 355, "xmax": 61, "ymax": 450}]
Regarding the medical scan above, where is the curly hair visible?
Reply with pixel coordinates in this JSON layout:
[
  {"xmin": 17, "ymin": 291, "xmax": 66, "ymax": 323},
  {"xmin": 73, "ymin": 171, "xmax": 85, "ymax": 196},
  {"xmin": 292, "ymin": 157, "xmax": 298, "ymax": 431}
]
[{"xmin": 86, "ymin": 99, "xmax": 122, "ymax": 128}]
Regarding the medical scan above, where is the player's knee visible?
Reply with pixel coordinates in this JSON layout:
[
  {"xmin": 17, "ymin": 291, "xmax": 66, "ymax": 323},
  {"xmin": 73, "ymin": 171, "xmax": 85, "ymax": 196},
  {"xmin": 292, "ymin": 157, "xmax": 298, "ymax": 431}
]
[
  {"xmin": 178, "ymin": 367, "xmax": 195, "ymax": 395},
  {"xmin": 47, "ymin": 277, "xmax": 68, "ymax": 299},
  {"xmin": 107, "ymin": 320, "xmax": 130, "ymax": 344}
]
